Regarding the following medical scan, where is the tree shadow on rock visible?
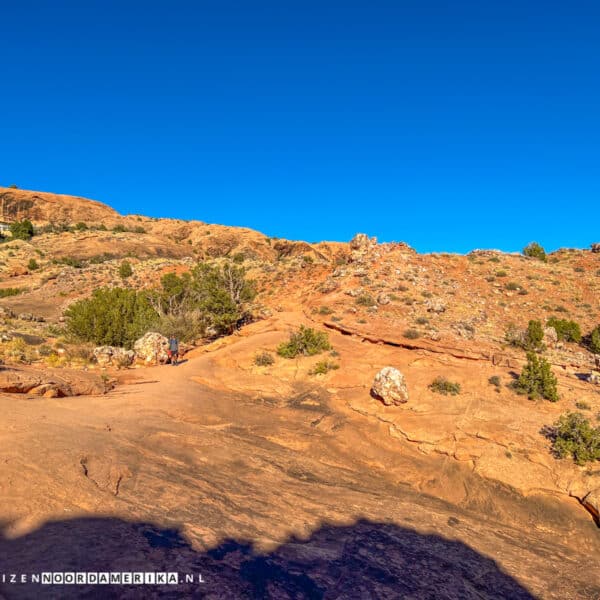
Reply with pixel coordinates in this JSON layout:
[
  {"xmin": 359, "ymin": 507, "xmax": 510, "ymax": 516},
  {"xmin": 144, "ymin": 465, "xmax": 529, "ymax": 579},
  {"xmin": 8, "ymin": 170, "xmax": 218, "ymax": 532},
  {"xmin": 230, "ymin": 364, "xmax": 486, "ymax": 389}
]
[{"xmin": 0, "ymin": 517, "xmax": 537, "ymax": 599}]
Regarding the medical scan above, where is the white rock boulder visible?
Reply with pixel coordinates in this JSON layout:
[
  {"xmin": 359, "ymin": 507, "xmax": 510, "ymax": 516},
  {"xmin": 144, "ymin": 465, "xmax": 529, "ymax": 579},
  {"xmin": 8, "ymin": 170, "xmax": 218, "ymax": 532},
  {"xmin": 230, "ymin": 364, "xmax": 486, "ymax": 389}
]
[{"xmin": 371, "ymin": 367, "xmax": 409, "ymax": 406}]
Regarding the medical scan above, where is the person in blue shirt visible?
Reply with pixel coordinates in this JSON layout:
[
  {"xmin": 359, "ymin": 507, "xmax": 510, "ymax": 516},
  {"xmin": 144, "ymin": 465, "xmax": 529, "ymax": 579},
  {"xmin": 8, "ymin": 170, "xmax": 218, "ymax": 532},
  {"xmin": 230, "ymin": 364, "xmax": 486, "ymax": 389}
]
[{"xmin": 168, "ymin": 335, "xmax": 179, "ymax": 366}]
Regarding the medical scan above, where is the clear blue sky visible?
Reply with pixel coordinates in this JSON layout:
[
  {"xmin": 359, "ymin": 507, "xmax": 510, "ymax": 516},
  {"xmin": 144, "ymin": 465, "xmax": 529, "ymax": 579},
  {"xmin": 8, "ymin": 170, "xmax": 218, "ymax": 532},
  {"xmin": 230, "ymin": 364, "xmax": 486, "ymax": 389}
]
[{"xmin": 1, "ymin": 1, "xmax": 598, "ymax": 253}]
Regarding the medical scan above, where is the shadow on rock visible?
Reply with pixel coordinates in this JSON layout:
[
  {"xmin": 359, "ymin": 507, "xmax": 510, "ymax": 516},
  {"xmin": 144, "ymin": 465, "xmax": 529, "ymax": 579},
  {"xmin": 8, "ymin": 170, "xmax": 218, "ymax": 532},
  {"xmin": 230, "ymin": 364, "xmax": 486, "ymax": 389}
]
[{"xmin": 0, "ymin": 517, "xmax": 536, "ymax": 599}]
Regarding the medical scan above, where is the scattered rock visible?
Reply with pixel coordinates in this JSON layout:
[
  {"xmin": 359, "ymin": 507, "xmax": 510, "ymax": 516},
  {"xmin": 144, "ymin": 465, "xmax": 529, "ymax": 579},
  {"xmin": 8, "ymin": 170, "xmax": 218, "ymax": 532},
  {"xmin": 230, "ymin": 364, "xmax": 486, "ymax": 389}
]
[
  {"xmin": 93, "ymin": 346, "xmax": 135, "ymax": 367},
  {"xmin": 424, "ymin": 299, "xmax": 446, "ymax": 313},
  {"xmin": 370, "ymin": 367, "xmax": 409, "ymax": 406}
]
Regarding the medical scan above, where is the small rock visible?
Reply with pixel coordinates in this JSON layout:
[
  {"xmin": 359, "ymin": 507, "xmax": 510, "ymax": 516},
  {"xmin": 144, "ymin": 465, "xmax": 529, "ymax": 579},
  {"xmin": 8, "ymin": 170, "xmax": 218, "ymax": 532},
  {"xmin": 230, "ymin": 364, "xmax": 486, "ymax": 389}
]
[
  {"xmin": 377, "ymin": 293, "xmax": 390, "ymax": 305},
  {"xmin": 424, "ymin": 299, "xmax": 446, "ymax": 313}
]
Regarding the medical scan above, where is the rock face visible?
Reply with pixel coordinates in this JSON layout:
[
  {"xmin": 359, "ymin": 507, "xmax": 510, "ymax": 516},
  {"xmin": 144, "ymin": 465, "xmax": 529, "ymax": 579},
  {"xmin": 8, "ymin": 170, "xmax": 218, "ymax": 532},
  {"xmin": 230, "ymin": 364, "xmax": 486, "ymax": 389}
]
[
  {"xmin": 371, "ymin": 367, "xmax": 409, "ymax": 405},
  {"xmin": 93, "ymin": 346, "xmax": 135, "ymax": 367},
  {"xmin": 0, "ymin": 186, "xmax": 119, "ymax": 225},
  {"xmin": 582, "ymin": 489, "xmax": 600, "ymax": 525},
  {"xmin": 349, "ymin": 233, "xmax": 378, "ymax": 262},
  {"xmin": 591, "ymin": 243, "xmax": 600, "ymax": 253},
  {"xmin": 133, "ymin": 332, "xmax": 169, "ymax": 365}
]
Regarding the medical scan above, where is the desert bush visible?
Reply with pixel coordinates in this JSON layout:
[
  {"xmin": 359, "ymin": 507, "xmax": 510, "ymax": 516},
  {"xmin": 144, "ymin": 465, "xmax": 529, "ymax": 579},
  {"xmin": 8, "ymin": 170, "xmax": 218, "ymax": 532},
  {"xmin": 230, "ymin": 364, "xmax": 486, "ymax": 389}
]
[
  {"xmin": 488, "ymin": 375, "xmax": 501, "ymax": 388},
  {"xmin": 429, "ymin": 377, "xmax": 461, "ymax": 395},
  {"xmin": 54, "ymin": 256, "xmax": 83, "ymax": 268},
  {"xmin": 318, "ymin": 306, "xmax": 333, "ymax": 315},
  {"xmin": 65, "ymin": 288, "xmax": 158, "ymax": 349},
  {"xmin": 9, "ymin": 219, "xmax": 34, "ymax": 240},
  {"xmin": 74, "ymin": 222, "xmax": 88, "ymax": 231},
  {"xmin": 133, "ymin": 226, "xmax": 146, "ymax": 234},
  {"xmin": 154, "ymin": 312, "xmax": 203, "ymax": 343},
  {"xmin": 254, "ymin": 352, "xmax": 274, "ymax": 366},
  {"xmin": 310, "ymin": 360, "xmax": 339, "ymax": 375},
  {"xmin": 119, "ymin": 260, "xmax": 133, "ymax": 279},
  {"xmin": 355, "ymin": 293, "xmax": 376, "ymax": 307},
  {"xmin": 514, "ymin": 351, "xmax": 558, "ymax": 401},
  {"xmin": 277, "ymin": 326, "xmax": 331, "ymax": 358},
  {"xmin": 525, "ymin": 320, "xmax": 544, "ymax": 350},
  {"xmin": 112, "ymin": 224, "xmax": 127, "ymax": 233},
  {"xmin": 232, "ymin": 252, "xmax": 245, "ymax": 264},
  {"xmin": 551, "ymin": 412, "xmax": 600, "ymax": 465},
  {"xmin": 546, "ymin": 317, "xmax": 581, "ymax": 343},
  {"xmin": 403, "ymin": 328, "xmax": 420, "ymax": 339},
  {"xmin": 586, "ymin": 325, "xmax": 600, "ymax": 354},
  {"xmin": 575, "ymin": 401, "xmax": 591, "ymax": 411},
  {"xmin": 523, "ymin": 242, "xmax": 547, "ymax": 262},
  {"xmin": 27, "ymin": 258, "xmax": 39, "ymax": 270},
  {"xmin": 0, "ymin": 287, "xmax": 24, "ymax": 298}
]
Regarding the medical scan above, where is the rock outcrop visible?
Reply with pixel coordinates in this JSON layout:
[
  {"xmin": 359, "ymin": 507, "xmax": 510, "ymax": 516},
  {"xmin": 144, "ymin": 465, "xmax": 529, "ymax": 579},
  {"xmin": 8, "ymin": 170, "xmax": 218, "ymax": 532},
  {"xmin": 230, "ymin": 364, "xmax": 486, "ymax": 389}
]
[
  {"xmin": 93, "ymin": 346, "xmax": 135, "ymax": 367},
  {"xmin": 370, "ymin": 367, "xmax": 409, "ymax": 405}
]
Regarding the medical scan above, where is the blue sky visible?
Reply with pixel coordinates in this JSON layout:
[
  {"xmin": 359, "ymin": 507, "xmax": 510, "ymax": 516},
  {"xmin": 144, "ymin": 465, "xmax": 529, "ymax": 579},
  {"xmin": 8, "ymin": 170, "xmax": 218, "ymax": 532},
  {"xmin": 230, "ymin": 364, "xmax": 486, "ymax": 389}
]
[{"xmin": 1, "ymin": 1, "xmax": 599, "ymax": 253}]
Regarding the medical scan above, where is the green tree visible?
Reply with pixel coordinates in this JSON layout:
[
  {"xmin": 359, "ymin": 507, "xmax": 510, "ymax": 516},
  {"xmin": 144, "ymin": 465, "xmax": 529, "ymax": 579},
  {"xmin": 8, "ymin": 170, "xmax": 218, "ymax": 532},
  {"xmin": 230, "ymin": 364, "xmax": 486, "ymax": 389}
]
[
  {"xmin": 119, "ymin": 260, "xmax": 133, "ymax": 279},
  {"xmin": 515, "ymin": 351, "xmax": 558, "ymax": 401},
  {"xmin": 552, "ymin": 412, "xmax": 600, "ymax": 465},
  {"xmin": 522, "ymin": 242, "xmax": 547, "ymax": 262},
  {"xmin": 65, "ymin": 288, "xmax": 158, "ymax": 348},
  {"xmin": 525, "ymin": 320, "xmax": 544, "ymax": 350},
  {"xmin": 9, "ymin": 219, "xmax": 34, "ymax": 240}
]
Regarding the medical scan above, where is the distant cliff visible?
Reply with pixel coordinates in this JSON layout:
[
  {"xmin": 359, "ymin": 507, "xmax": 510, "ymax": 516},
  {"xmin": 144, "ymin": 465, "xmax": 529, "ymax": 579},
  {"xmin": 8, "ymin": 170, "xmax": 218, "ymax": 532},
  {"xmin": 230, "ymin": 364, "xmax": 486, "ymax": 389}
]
[{"xmin": 0, "ymin": 187, "xmax": 120, "ymax": 225}]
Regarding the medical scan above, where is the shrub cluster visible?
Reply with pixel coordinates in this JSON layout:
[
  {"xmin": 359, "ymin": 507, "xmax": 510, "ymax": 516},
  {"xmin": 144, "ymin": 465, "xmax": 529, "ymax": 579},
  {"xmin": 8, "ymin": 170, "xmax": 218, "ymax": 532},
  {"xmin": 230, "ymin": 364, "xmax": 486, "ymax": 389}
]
[
  {"xmin": 0, "ymin": 287, "xmax": 24, "ymax": 298},
  {"xmin": 546, "ymin": 317, "xmax": 581, "ymax": 343},
  {"xmin": 10, "ymin": 219, "xmax": 34, "ymax": 241},
  {"xmin": 310, "ymin": 360, "xmax": 339, "ymax": 375},
  {"xmin": 254, "ymin": 352, "xmax": 274, "ymax": 366},
  {"xmin": 277, "ymin": 326, "xmax": 331, "ymax": 358},
  {"xmin": 65, "ymin": 288, "xmax": 158, "ymax": 349}
]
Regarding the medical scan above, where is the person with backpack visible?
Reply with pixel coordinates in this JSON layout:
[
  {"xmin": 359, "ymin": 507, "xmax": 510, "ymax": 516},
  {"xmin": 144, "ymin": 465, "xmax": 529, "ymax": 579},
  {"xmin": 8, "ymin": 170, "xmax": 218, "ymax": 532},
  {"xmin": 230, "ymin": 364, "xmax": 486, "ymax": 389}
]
[{"xmin": 168, "ymin": 335, "xmax": 179, "ymax": 366}]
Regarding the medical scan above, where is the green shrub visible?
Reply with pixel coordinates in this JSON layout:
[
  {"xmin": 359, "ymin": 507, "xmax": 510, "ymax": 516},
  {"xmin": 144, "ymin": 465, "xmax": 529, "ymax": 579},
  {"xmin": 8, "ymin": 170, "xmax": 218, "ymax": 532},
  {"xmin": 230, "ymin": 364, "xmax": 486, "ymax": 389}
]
[
  {"xmin": 523, "ymin": 242, "xmax": 547, "ymax": 262},
  {"xmin": 429, "ymin": 377, "xmax": 461, "ymax": 395},
  {"xmin": 65, "ymin": 288, "xmax": 158, "ymax": 348},
  {"xmin": 133, "ymin": 226, "xmax": 146, "ymax": 234},
  {"xmin": 318, "ymin": 306, "xmax": 333, "ymax": 315},
  {"xmin": 74, "ymin": 222, "xmax": 88, "ymax": 231},
  {"xmin": 310, "ymin": 360, "xmax": 339, "ymax": 375},
  {"xmin": 0, "ymin": 287, "xmax": 24, "ymax": 298},
  {"xmin": 496, "ymin": 270, "xmax": 508, "ymax": 277},
  {"xmin": 415, "ymin": 317, "xmax": 429, "ymax": 325},
  {"xmin": 551, "ymin": 412, "xmax": 600, "ymax": 465},
  {"xmin": 9, "ymin": 219, "xmax": 34, "ymax": 240},
  {"xmin": 232, "ymin": 252, "xmax": 245, "ymax": 264},
  {"xmin": 277, "ymin": 326, "xmax": 331, "ymax": 358},
  {"xmin": 27, "ymin": 258, "xmax": 39, "ymax": 271},
  {"xmin": 514, "ymin": 351, "xmax": 558, "ymax": 401},
  {"xmin": 254, "ymin": 352, "xmax": 274, "ymax": 366},
  {"xmin": 587, "ymin": 325, "xmax": 600, "ymax": 353},
  {"xmin": 403, "ymin": 328, "xmax": 420, "ymax": 339},
  {"xmin": 488, "ymin": 375, "xmax": 501, "ymax": 388},
  {"xmin": 546, "ymin": 317, "xmax": 581, "ymax": 343},
  {"xmin": 54, "ymin": 256, "xmax": 84, "ymax": 268},
  {"xmin": 525, "ymin": 320, "xmax": 544, "ymax": 350},
  {"xmin": 505, "ymin": 281, "xmax": 521, "ymax": 291},
  {"xmin": 119, "ymin": 260, "xmax": 133, "ymax": 279},
  {"xmin": 355, "ymin": 293, "xmax": 376, "ymax": 307},
  {"xmin": 575, "ymin": 401, "xmax": 591, "ymax": 411},
  {"xmin": 112, "ymin": 224, "xmax": 127, "ymax": 233}
]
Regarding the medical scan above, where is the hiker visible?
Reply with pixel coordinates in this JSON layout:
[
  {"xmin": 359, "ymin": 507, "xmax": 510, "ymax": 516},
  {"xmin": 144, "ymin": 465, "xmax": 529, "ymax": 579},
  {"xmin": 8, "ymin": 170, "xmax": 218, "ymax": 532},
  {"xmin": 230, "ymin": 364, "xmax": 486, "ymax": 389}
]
[{"xmin": 168, "ymin": 335, "xmax": 179, "ymax": 366}]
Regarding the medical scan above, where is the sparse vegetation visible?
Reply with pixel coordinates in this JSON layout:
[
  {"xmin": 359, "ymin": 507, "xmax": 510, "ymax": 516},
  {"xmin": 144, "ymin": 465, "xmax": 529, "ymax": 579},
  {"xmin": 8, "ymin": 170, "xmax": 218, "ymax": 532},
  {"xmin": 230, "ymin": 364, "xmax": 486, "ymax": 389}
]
[
  {"xmin": 277, "ymin": 326, "xmax": 331, "ymax": 358},
  {"xmin": 310, "ymin": 360, "xmax": 339, "ymax": 375},
  {"xmin": 551, "ymin": 412, "xmax": 600, "ymax": 465},
  {"xmin": 429, "ymin": 377, "xmax": 461, "ymax": 395},
  {"xmin": 355, "ymin": 293, "xmax": 376, "ymax": 307},
  {"xmin": 488, "ymin": 375, "xmax": 501, "ymax": 389},
  {"xmin": 0, "ymin": 287, "xmax": 24, "ymax": 298},
  {"xmin": 27, "ymin": 258, "xmax": 39, "ymax": 270},
  {"xmin": 403, "ymin": 328, "xmax": 420, "ymax": 339},
  {"xmin": 254, "ymin": 352, "xmax": 274, "ymax": 366}
]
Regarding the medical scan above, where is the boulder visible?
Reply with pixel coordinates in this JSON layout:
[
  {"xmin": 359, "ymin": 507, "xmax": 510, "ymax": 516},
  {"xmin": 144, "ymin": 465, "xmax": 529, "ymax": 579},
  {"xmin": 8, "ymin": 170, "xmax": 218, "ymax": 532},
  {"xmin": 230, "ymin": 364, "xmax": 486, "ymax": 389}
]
[
  {"xmin": 377, "ymin": 293, "xmax": 391, "ymax": 305},
  {"xmin": 133, "ymin": 332, "xmax": 169, "ymax": 365},
  {"xmin": 93, "ymin": 346, "xmax": 135, "ymax": 367},
  {"xmin": 424, "ymin": 299, "xmax": 446, "ymax": 313},
  {"xmin": 371, "ymin": 367, "xmax": 409, "ymax": 406},
  {"xmin": 543, "ymin": 326, "xmax": 558, "ymax": 346},
  {"xmin": 591, "ymin": 243, "xmax": 600, "ymax": 253}
]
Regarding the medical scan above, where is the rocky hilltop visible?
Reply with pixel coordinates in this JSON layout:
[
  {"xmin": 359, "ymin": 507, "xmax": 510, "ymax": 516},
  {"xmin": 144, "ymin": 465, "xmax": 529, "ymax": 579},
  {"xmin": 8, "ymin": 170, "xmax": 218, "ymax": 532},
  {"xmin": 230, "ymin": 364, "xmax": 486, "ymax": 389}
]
[{"xmin": 0, "ymin": 187, "xmax": 599, "ymax": 598}]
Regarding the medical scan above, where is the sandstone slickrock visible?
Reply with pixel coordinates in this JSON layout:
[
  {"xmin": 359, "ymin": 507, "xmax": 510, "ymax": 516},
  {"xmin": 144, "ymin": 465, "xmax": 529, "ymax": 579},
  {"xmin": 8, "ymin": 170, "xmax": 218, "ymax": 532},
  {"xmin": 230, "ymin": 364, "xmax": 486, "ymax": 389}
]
[{"xmin": 371, "ymin": 367, "xmax": 409, "ymax": 405}]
